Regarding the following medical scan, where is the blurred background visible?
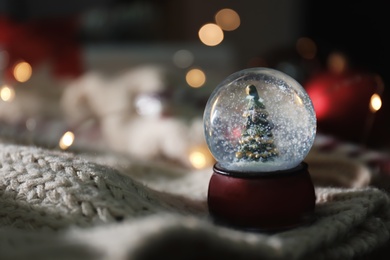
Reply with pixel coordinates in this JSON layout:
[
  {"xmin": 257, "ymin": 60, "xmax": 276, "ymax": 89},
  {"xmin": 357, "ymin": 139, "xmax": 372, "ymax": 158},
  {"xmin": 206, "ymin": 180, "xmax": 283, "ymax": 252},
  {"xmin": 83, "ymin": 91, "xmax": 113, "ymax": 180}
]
[{"xmin": 0, "ymin": 0, "xmax": 389, "ymax": 170}]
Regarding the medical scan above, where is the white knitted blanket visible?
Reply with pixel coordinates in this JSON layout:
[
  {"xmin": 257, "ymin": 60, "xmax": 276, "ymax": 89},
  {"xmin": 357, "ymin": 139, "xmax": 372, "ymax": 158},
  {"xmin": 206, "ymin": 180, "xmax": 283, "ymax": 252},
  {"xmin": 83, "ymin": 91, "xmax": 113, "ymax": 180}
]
[{"xmin": 1, "ymin": 143, "xmax": 390, "ymax": 260}]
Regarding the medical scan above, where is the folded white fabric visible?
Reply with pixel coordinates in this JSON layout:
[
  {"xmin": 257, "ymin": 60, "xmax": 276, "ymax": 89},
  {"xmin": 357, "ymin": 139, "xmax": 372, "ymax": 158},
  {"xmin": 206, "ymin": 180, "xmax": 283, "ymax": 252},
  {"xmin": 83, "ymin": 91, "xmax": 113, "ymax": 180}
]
[{"xmin": 1, "ymin": 143, "xmax": 389, "ymax": 260}]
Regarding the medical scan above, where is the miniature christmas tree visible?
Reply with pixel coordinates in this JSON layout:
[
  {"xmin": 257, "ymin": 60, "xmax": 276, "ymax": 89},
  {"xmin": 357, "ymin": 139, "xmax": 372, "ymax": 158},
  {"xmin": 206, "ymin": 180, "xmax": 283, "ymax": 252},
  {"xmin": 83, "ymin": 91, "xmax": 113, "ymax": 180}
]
[{"xmin": 235, "ymin": 85, "xmax": 279, "ymax": 162}]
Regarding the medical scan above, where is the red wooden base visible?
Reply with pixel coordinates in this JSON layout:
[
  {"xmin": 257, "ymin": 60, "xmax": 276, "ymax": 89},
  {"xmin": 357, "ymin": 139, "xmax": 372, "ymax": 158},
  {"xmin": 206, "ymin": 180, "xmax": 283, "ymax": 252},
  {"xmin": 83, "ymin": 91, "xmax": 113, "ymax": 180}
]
[{"xmin": 208, "ymin": 162, "xmax": 316, "ymax": 232}]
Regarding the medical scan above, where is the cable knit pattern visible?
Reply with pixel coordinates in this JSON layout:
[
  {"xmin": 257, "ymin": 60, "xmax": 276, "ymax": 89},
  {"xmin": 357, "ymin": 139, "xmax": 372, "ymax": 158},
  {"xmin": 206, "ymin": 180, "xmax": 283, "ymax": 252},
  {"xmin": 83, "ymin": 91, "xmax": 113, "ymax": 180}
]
[
  {"xmin": 0, "ymin": 144, "xmax": 206, "ymax": 231},
  {"xmin": 1, "ymin": 143, "xmax": 390, "ymax": 260}
]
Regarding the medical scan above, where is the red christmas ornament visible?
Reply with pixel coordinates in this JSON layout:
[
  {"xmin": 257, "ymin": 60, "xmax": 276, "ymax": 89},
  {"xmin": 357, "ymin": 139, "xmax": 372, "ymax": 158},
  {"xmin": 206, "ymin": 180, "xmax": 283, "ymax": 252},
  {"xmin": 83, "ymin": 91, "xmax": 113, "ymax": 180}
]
[{"xmin": 304, "ymin": 70, "xmax": 383, "ymax": 143}]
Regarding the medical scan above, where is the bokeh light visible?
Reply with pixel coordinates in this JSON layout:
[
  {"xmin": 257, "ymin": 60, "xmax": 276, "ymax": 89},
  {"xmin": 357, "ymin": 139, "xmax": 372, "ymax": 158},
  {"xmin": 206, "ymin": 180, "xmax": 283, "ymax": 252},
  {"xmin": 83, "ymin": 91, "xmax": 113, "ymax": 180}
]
[
  {"xmin": 215, "ymin": 8, "xmax": 240, "ymax": 31},
  {"xmin": 188, "ymin": 145, "xmax": 214, "ymax": 170},
  {"xmin": 13, "ymin": 61, "xmax": 32, "ymax": 83},
  {"xmin": 0, "ymin": 85, "xmax": 15, "ymax": 102},
  {"xmin": 173, "ymin": 49, "xmax": 194, "ymax": 68},
  {"xmin": 186, "ymin": 68, "xmax": 206, "ymax": 88},
  {"xmin": 189, "ymin": 151, "xmax": 207, "ymax": 169},
  {"xmin": 198, "ymin": 23, "xmax": 224, "ymax": 46},
  {"xmin": 369, "ymin": 93, "xmax": 382, "ymax": 112},
  {"xmin": 327, "ymin": 52, "xmax": 347, "ymax": 74},
  {"xmin": 59, "ymin": 131, "xmax": 75, "ymax": 150},
  {"xmin": 296, "ymin": 37, "xmax": 317, "ymax": 60}
]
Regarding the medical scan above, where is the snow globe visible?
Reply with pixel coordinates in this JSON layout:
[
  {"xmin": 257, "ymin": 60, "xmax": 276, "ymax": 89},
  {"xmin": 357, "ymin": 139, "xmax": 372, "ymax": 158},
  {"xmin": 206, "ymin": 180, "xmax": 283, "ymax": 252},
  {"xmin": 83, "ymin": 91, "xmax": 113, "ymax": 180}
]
[{"xmin": 203, "ymin": 67, "xmax": 317, "ymax": 231}]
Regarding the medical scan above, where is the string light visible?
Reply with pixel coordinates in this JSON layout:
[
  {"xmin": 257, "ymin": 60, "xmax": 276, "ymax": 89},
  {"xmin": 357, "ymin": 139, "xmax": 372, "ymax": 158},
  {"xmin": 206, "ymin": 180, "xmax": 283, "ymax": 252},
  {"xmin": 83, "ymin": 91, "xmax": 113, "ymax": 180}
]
[
  {"xmin": 186, "ymin": 68, "xmax": 206, "ymax": 88},
  {"xmin": 198, "ymin": 23, "xmax": 224, "ymax": 46},
  {"xmin": 59, "ymin": 131, "xmax": 75, "ymax": 150},
  {"xmin": 13, "ymin": 61, "xmax": 32, "ymax": 83},
  {"xmin": 0, "ymin": 85, "xmax": 15, "ymax": 102},
  {"xmin": 215, "ymin": 8, "xmax": 240, "ymax": 31}
]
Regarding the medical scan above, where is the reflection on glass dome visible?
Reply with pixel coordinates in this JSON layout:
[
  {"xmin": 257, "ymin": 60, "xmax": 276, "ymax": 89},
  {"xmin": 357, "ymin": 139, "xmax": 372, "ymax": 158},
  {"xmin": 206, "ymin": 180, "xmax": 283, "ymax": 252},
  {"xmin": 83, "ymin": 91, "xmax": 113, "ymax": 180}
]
[{"xmin": 203, "ymin": 67, "xmax": 317, "ymax": 172}]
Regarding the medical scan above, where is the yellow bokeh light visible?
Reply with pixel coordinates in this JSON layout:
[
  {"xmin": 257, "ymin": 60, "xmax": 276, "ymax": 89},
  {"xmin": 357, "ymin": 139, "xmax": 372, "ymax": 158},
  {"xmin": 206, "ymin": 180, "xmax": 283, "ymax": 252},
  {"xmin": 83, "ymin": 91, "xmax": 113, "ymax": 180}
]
[
  {"xmin": 188, "ymin": 145, "xmax": 214, "ymax": 170},
  {"xmin": 215, "ymin": 8, "xmax": 240, "ymax": 31},
  {"xmin": 0, "ymin": 85, "xmax": 15, "ymax": 102},
  {"xmin": 13, "ymin": 61, "xmax": 32, "ymax": 83},
  {"xmin": 59, "ymin": 131, "xmax": 75, "ymax": 150},
  {"xmin": 369, "ymin": 93, "xmax": 382, "ymax": 112},
  {"xmin": 296, "ymin": 37, "xmax": 317, "ymax": 60},
  {"xmin": 186, "ymin": 68, "xmax": 206, "ymax": 88},
  {"xmin": 189, "ymin": 151, "xmax": 207, "ymax": 170},
  {"xmin": 198, "ymin": 23, "xmax": 224, "ymax": 46}
]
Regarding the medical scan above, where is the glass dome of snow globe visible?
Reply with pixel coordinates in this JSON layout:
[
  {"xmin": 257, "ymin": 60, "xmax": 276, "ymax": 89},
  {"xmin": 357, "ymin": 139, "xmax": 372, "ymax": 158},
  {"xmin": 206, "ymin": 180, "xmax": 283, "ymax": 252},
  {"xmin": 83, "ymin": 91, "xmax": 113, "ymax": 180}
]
[{"xmin": 203, "ymin": 67, "xmax": 317, "ymax": 173}]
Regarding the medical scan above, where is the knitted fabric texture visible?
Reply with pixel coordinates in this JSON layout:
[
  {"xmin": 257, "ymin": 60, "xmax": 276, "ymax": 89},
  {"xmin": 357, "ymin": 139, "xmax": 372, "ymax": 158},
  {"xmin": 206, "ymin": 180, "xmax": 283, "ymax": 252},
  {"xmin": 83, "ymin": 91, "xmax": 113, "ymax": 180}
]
[{"xmin": 1, "ymin": 143, "xmax": 390, "ymax": 260}]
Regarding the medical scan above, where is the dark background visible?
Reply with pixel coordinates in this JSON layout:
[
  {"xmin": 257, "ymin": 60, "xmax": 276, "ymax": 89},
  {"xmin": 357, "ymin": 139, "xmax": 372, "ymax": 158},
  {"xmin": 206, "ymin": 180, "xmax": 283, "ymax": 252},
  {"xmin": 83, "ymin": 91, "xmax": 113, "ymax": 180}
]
[{"xmin": 303, "ymin": 0, "xmax": 390, "ymax": 148}]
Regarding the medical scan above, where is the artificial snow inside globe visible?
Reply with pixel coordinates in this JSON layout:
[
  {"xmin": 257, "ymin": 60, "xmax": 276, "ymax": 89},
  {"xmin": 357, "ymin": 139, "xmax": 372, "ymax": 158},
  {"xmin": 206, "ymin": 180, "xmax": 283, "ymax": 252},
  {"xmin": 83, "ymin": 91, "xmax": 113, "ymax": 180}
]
[{"xmin": 204, "ymin": 67, "xmax": 317, "ymax": 231}]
